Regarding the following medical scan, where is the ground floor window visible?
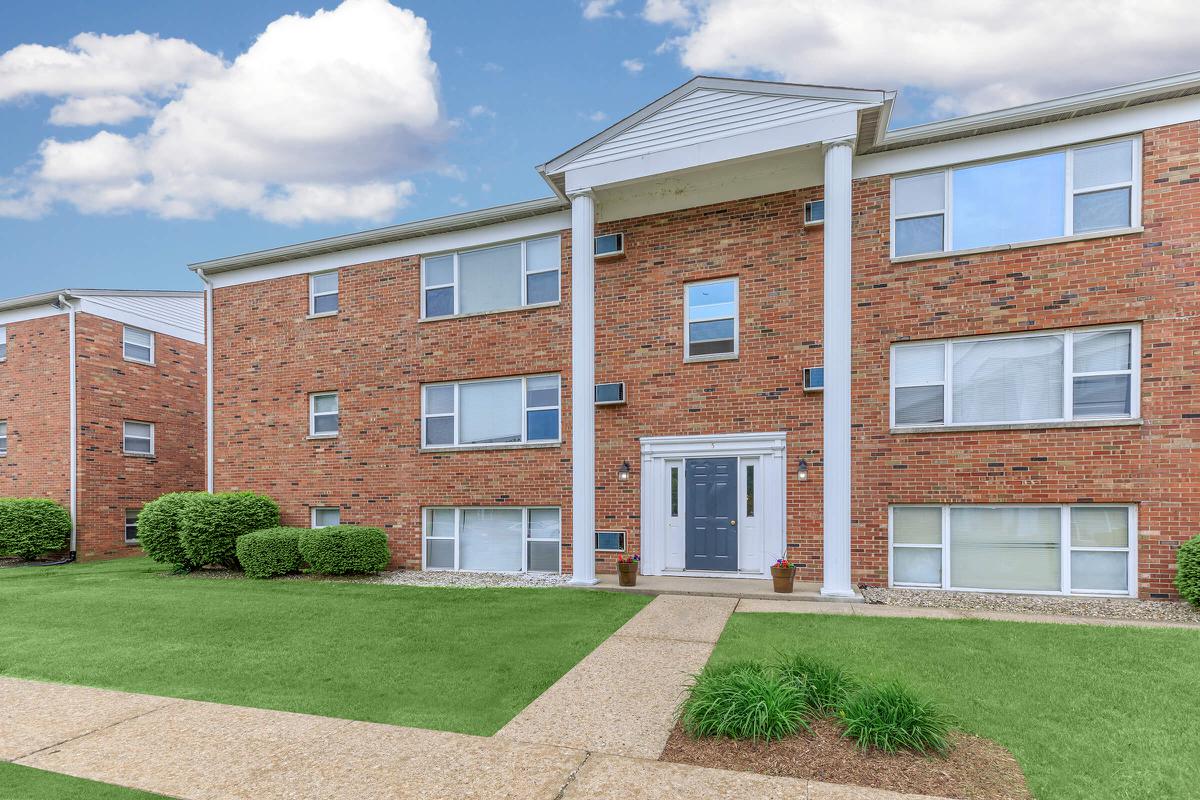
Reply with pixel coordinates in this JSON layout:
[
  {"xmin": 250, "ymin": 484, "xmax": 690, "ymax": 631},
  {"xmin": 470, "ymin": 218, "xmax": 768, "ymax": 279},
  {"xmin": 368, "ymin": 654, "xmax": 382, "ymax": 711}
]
[
  {"xmin": 124, "ymin": 509, "xmax": 140, "ymax": 544},
  {"xmin": 890, "ymin": 504, "xmax": 1135, "ymax": 596},
  {"xmin": 423, "ymin": 507, "xmax": 561, "ymax": 573}
]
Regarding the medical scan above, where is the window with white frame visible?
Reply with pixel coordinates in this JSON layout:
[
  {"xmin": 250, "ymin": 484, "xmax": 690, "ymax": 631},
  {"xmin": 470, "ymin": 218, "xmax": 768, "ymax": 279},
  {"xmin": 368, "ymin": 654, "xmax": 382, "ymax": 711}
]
[
  {"xmin": 123, "ymin": 421, "xmax": 154, "ymax": 455},
  {"xmin": 312, "ymin": 507, "xmax": 341, "ymax": 528},
  {"xmin": 0, "ymin": 326, "xmax": 7, "ymax": 360},
  {"xmin": 890, "ymin": 504, "xmax": 1135, "ymax": 595},
  {"xmin": 422, "ymin": 235, "xmax": 560, "ymax": 319},
  {"xmin": 422, "ymin": 374, "xmax": 560, "ymax": 448},
  {"xmin": 891, "ymin": 325, "xmax": 1138, "ymax": 428},
  {"xmin": 310, "ymin": 271, "xmax": 338, "ymax": 315},
  {"xmin": 309, "ymin": 392, "xmax": 339, "ymax": 437},
  {"xmin": 892, "ymin": 137, "xmax": 1140, "ymax": 258},
  {"xmin": 0, "ymin": 421, "xmax": 7, "ymax": 454},
  {"xmin": 684, "ymin": 278, "xmax": 738, "ymax": 360},
  {"xmin": 125, "ymin": 509, "xmax": 140, "ymax": 544},
  {"xmin": 122, "ymin": 326, "xmax": 154, "ymax": 364},
  {"xmin": 424, "ymin": 507, "xmax": 560, "ymax": 572}
]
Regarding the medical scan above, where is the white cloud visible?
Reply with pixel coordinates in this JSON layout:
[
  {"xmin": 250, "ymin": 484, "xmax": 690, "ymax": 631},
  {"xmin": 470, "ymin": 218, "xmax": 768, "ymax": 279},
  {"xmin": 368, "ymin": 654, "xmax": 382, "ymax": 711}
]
[
  {"xmin": 468, "ymin": 104, "xmax": 495, "ymax": 118},
  {"xmin": 437, "ymin": 164, "xmax": 467, "ymax": 181},
  {"xmin": 48, "ymin": 95, "xmax": 156, "ymax": 126},
  {"xmin": 621, "ymin": 58, "xmax": 645, "ymax": 75},
  {"xmin": 483, "ymin": 61, "xmax": 503, "ymax": 72},
  {"xmin": 0, "ymin": 0, "xmax": 443, "ymax": 224},
  {"xmin": 448, "ymin": 193, "xmax": 468, "ymax": 208},
  {"xmin": 582, "ymin": 110, "xmax": 609, "ymax": 122},
  {"xmin": 643, "ymin": 0, "xmax": 1200, "ymax": 117},
  {"xmin": 583, "ymin": 0, "xmax": 623, "ymax": 20}
]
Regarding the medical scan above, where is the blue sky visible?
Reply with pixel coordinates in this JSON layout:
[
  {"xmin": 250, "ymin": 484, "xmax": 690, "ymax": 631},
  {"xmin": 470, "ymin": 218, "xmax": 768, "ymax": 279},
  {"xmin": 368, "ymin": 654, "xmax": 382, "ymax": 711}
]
[{"xmin": 1, "ymin": 0, "xmax": 1195, "ymax": 297}]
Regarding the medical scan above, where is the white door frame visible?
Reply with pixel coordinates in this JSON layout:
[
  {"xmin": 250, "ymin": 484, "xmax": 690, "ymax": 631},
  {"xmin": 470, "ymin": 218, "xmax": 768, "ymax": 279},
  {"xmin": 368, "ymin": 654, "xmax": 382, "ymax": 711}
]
[{"xmin": 639, "ymin": 432, "xmax": 787, "ymax": 578}]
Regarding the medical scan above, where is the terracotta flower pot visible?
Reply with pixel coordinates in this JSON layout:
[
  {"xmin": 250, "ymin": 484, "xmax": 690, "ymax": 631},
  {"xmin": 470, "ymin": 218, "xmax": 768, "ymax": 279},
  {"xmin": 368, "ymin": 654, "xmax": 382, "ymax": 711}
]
[
  {"xmin": 618, "ymin": 561, "xmax": 639, "ymax": 587},
  {"xmin": 771, "ymin": 565, "xmax": 796, "ymax": 593}
]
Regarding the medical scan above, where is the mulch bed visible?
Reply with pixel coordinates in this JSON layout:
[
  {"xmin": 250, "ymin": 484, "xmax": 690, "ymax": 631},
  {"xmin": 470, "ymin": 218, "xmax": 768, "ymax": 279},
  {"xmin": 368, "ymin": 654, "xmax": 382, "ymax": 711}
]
[{"xmin": 661, "ymin": 719, "xmax": 1031, "ymax": 800}]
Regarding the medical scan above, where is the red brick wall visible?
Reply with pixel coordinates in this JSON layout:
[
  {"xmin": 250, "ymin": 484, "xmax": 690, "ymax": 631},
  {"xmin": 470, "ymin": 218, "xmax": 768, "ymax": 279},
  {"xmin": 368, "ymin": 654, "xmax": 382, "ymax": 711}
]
[
  {"xmin": 75, "ymin": 313, "xmax": 207, "ymax": 559},
  {"xmin": 0, "ymin": 315, "xmax": 71, "ymax": 511}
]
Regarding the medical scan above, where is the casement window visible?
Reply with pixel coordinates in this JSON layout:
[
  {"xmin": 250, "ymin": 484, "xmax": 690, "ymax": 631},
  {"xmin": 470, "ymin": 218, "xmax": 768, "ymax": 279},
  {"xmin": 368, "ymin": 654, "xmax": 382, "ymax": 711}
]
[
  {"xmin": 311, "ymin": 507, "xmax": 340, "ymax": 528},
  {"xmin": 309, "ymin": 392, "xmax": 339, "ymax": 437},
  {"xmin": 0, "ymin": 421, "xmax": 7, "ymax": 455},
  {"xmin": 891, "ymin": 137, "xmax": 1140, "ymax": 258},
  {"xmin": 0, "ymin": 326, "xmax": 7, "ymax": 361},
  {"xmin": 122, "ymin": 326, "xmax": 154, "ymax": 364},
  {"xmin": 124, "ymin": 509, "xmax": 140, "ymax": 544},
  {"xmin": 684, "ymin": 277, "xmax": 738, "ymax": 361},
  {"xmin": 422, "ymin": 235, "xmax": 560, "ymax": 319},
  {"xmin": 423, "ymin": 507, "xmax": 561, "ymax": 573},
  {"xmin": 309, "ymin": 271, "xmax": 339, "ymax": 315},
  {"xmin": 891, "ymin": 325, "xmax": 1138, "ymax": 428},
  {"xmin": 890, "ymin": 504, "xmax": 1136, "ymax": 596},
  {"xmin": 123, "ymin": 421, "xmax": 154, "ymax": 455},
  {"xmin": 422, "ymin": 374, "xmax": 560, "ymax": 448}
]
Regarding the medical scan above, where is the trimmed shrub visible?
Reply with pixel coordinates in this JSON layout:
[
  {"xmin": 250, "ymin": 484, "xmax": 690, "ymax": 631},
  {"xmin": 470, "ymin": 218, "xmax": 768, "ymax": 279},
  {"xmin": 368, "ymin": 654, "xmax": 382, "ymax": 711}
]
[
  {"xmin": 138, "ymin": 492, "xmax": 207, "ymax": 569},
  {"xmin": 0, "ymin": 498, "xmax": 71, "ymax": 559},
  {"xmin": 298, "ymin": 525, "xmax": 390, "ymax": 575},
  {"xmin": 179, "ymin": 492, "xmax": 280, "ymax": 568},
  {"xmin": 679, "ymin": 661, "xmax": 811, "ymax": 742},
  {"xmin": 839, "ymin": 683, "xmax": 953, "ymax": 755},
  {"xmin": 1177, "ymin": 535, "xmax": 1200, "ymax": 608},
  {"xmin": 774, "ymin": 652, "xmax": 859, "ymax": 715},
  {"xmin": 237, "ymin": 527, "xmax": 304, "ymax": 579}
]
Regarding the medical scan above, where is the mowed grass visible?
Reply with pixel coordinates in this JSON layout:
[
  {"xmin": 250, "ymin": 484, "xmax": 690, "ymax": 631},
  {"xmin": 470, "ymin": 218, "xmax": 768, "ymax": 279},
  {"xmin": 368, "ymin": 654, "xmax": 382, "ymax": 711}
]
[
  {"xmin": 713, "ymin": 613, "xmax": 1200, "ymax": 800},
  {"xmin": 0, "ymin": 558, "xmax": 648, "ymax": 736},
  {"xmin": 0, "ymin": 763, "xmax": 166, "ymax": 799}
]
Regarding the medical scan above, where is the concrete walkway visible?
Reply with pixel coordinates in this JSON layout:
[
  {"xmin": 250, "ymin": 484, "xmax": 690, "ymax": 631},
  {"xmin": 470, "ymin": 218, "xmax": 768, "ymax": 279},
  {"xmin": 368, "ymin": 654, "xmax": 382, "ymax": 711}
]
[{"xmin": 589, "ymin": 573, "xmax": 856, "ymax": 603}]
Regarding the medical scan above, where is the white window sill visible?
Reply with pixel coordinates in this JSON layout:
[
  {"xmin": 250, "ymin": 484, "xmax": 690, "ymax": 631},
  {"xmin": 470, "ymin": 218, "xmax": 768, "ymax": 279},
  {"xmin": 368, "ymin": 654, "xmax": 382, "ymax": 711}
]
[
  {"xmin": 307, "ymin": 311, "xmax": 338, "ymax": 320},
  {"xmin": 123, "ymin": 451, "xmax": 156, "ymax": 458},
  {"xmin": 123, "ymin": 358, "xmax": 155, "ymax": 367},
  {"xmin": 684, "ymin": 353, "xmax": 738, "ymax": 364},
  {"xmin": 891, "ymin": 418, "xmax": 1143, "ymax": 435},
  {"xmin": 420, "ymin": 440, "xmax": 562, "ymax": 453},
  {"xmin": 306, "ymin": 434, "xmax": 339, "ymax": 441},
  {"xmin": 891, "ymin": 226, "xmax": 1144, "ymax": 264},
  {"xmin": 419, "ymin": 301, "xmax": 560, "ymax": 323}
]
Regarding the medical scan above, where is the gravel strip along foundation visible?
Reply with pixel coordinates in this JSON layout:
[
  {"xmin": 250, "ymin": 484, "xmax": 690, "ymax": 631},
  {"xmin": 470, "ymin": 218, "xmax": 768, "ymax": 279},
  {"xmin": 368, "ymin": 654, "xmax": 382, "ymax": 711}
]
[
  {"xmin": 371, "ymin": 569, "xmax": 572, "ymax": 589},
  {"xmin": 860, "ymin": 586, "xmax": 1200, "ymax": 624}
]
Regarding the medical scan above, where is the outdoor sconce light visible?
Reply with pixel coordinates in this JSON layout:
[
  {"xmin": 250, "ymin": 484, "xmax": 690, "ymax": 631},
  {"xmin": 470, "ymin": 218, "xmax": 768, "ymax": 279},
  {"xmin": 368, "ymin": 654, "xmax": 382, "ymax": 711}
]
[
  {"xmin": 797, "ymin": 459, "xmax": 809, "ymax": 481},
  {"xmin": 618, "ymin": 460, "xmax": 632, "ymax": 481}
]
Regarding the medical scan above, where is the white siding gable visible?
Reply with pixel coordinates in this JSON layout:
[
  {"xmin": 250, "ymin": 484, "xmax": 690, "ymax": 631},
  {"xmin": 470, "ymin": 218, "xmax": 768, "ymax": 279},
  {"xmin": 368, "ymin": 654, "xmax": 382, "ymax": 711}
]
[{"xmin": 77, "ymin": 294, "xmax": 205, "ymax": 344}]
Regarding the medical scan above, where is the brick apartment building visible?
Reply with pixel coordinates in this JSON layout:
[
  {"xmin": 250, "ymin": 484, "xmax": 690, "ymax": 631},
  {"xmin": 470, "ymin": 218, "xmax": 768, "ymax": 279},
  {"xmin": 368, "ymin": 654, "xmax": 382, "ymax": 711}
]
[
  {"xmin": 0, "ymin": 290, "xmax": 206, "ymax": 559},
  {"xmin": 191, "ymin": 72, "xmax": 1200, "ymax": 600}
]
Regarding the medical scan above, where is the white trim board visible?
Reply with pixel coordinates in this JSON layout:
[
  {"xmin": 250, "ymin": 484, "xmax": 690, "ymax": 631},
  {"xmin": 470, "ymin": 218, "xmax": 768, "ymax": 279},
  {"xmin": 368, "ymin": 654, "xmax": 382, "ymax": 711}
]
[
  {"xmin": 0, "ymin": 303, "xmax": 62, "ymax": 326},
  {"xmin": 208, "ymin": 211, "xmax": 571, "ymax": 290}
]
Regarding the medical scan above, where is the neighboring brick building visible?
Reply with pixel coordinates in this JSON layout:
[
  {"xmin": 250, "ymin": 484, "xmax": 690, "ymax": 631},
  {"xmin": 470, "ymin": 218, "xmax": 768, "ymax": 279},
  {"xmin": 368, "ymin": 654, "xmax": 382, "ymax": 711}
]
[
  {"xmin": 193, "ymin": 72, "xmax": 1200, "ymax": 600},
  {"xmin": 0, "ymin": 290, "xmax": 206, "ymax": 559}
]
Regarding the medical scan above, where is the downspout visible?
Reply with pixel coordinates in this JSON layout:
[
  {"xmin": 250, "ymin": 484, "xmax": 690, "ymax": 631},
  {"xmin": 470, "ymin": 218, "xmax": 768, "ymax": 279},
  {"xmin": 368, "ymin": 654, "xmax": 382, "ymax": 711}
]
[
  {"xmin": 196, "ymin": 269, "xmax": 214, "ymax": 493},
  {"xmin": 59, "ymin": 293, "xmax": 79, "ymax": 558}
]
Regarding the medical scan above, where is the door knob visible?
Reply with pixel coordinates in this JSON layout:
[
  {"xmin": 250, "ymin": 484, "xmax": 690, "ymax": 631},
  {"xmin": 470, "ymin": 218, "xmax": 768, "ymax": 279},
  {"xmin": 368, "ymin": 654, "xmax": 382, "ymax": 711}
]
[{"xmin": 729, "ymin": 519, "xmax": 736, "ymax": 526}]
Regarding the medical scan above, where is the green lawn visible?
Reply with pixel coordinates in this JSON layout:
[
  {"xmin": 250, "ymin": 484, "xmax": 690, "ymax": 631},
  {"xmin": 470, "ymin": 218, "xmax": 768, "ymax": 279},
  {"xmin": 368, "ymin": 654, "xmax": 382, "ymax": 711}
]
[
  {"xmin": 0, "ymin": 763, "xmax": 165, "ymax": 799},
  {"xmin": 0, "ymin": 558, "xmax": 648, "ymax": 736},
  {"xmin": 714, "ymin": 613, "xmax": 1199, "ymax": 800}
]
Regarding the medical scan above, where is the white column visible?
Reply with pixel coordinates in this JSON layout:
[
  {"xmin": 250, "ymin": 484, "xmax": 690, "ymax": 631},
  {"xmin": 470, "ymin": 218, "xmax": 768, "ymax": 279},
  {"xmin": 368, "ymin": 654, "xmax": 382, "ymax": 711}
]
[
  {"xmin": 821, "ymin": 139, "xmax": 856, "ymax": 597},
  {"xmin": 569, "ymin": 189, "xmax": 598, "ymax": 585}
]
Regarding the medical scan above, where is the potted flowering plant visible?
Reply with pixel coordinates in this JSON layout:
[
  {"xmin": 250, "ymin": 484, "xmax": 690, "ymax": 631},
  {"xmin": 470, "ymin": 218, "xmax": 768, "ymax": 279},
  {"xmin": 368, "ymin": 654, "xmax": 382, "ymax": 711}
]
[
  {"xmin": 617, "ymin": 554, "xmax": 640, "ymax": 587},
  {"xmin": 770, "ymin": 558, "xmax": 797, "ymax": 593}
]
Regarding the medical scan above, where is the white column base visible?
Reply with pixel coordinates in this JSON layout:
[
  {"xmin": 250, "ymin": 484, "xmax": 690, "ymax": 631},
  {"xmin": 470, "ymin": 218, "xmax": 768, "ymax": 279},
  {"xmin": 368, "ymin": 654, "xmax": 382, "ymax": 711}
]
[
  {"xmin": 568, "ymin": 576, "xmax": 600, "ymax": 586},
  {"xmin": 819, "ymin": 586, "xmax": 858, "ymax": 598}
]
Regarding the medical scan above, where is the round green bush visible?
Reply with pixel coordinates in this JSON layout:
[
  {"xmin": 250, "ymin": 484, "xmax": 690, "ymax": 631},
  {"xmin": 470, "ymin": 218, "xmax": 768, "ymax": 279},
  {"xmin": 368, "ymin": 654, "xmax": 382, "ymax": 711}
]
[
  {"xmin": 137, "ymin": 492, "xmax": 207, "ymax": 569},
  {"xmin": 774, "ymin": 652, "xmax": 859, "ymax": 715},
  {"xmin": 839, "ymin": 682, "xmax": 953, "ymax": 755},
  {"xmin": 179, "ymin": 492, "xmax": 280, "ymax": 568},
  {"xmin": 0, "ymin": 498, "xmax": 71, "ymax": 559},
  {"xmin": 298, "ymin": 525, "xmax": 390, "ymax": 575},
  {"xmin": 236, "ymin": 527, "xmax": 304, "ymax": 579},
  {"xmin": 679, "ymin": 661, "xmax": 811, "ymax": 742},
  {"xmin": 1176, "ymin": 535, "xmax": 1200, "ymax": 608}
]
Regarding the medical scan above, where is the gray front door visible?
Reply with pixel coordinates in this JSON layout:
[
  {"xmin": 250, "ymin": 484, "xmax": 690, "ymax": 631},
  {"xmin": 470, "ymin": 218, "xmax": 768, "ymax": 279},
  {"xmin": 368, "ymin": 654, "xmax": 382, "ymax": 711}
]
[{"xmin": 685, "ymin": 457, "xmax": 738, "ymax": 571}]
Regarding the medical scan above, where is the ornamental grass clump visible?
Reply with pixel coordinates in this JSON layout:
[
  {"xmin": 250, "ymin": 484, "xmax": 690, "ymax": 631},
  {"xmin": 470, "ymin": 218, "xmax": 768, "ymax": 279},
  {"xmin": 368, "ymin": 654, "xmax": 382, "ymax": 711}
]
[
  {"xmin": 773, "ymin": 651, "xmax": 859, "ymax": 716},
  {"xmin": 679, "ymin": 661, "xmax": 812, "ymax": 742},
  {"xmin": 839, "ymin": 682, "xmax": 954, "ymax": 755}
]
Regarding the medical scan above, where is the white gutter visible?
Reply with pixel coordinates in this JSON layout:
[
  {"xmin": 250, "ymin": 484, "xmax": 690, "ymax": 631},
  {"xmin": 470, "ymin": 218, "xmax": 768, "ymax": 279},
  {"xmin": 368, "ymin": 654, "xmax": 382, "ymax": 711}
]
[
  {"xmin": 58, "ymin": 293, "xmax": 78, "ymax": 553},
  {"xmin": 196, "ymin": 269, "xmax": 215, "ymax": 493}
]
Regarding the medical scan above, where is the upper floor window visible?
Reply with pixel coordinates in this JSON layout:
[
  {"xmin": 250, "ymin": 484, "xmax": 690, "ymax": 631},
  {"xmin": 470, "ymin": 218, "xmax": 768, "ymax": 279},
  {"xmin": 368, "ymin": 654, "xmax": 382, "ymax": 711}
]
[
  {"xmin": 0, "ymin": 421, "xmax": 7, "ymax": 455},
  {"xmin": 309, "ymin": 392, "xmax": 339, "ymax": 437},
  {"xmin": 684, "ymin": 278, "xmax": 738, "ymax": 361},
  {"xmin": 310, "ymin": 271, "xmax": 339, "ymax": 315},
  {"xmin": 123, "ymin": 421, "xmax": 155, "ymax": 455},
  {"xmin": 122, "ymin": 326, "xmax": 154, "ymax": 364},
  {"xmin": 892, "ymin": 137, "xmax": 1140, "ymax": 258},
  {"xmin": 422, "ymin": 235, "xmax": 560, "ymax": 319},
  {"xmin": 0, "ymin": 326, "xmax": 7, "ymax": 361},
  {"xmin": 422, "ymin": 374, "xmax": 560, "ymax": 448},
  {"xmin": 891, "ymin": 325, "xmax": 1139, "ymax": 428}
]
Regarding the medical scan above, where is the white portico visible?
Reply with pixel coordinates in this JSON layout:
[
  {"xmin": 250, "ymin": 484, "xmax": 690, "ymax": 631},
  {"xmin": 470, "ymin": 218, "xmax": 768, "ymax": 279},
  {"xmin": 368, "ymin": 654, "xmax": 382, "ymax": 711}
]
[{"xmin": 538, "ymin": 77, "xmax": 891, "ymax": 593}]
